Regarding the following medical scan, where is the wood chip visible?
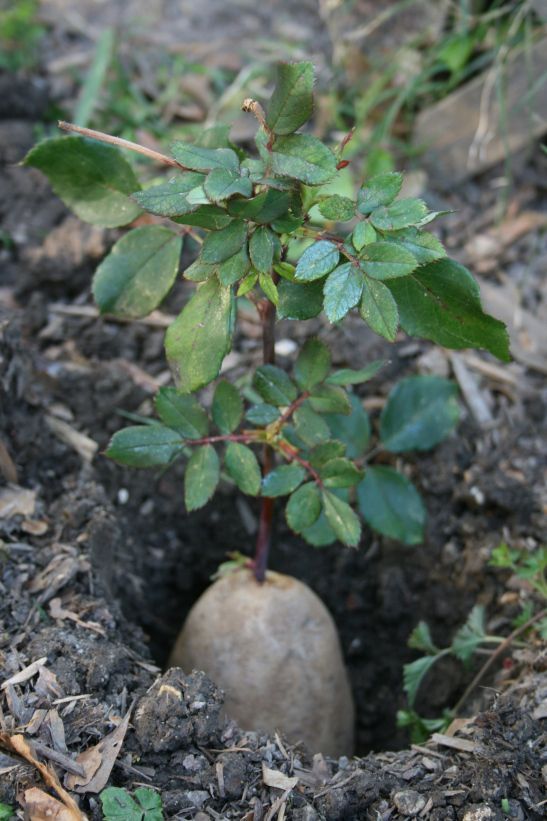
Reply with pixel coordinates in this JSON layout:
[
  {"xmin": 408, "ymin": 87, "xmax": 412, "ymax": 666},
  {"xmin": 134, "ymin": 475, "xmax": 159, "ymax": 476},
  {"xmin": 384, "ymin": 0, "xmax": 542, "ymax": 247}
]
[
  {"xmin": 1, "ymin": 658, "xmax": 48, "ymax": 690},
  {"xmin": 431, "ymin": 733, "xmax": 477, "ymax": 753},
  {"xmin": 0, "ymin": 439, "xmax": 18, "ymax": 483},
  {"xmin": 45, "ymin": 415, "xmax": 98, "ymax": 462},
  {"xmin": 450, "ymin": 352, "xmax": 494, "ymax": 426},
  {"xmin": 262, "ymin": 763, "xmax": 298, "ymax": 791},
  {"xmin": 0, "ymin": 485, "xmax": 36, "ymax": 519}
]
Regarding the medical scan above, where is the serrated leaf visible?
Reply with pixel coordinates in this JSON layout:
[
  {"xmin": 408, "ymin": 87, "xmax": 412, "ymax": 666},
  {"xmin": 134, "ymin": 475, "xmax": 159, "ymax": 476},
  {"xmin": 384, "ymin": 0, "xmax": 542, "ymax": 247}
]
[
  {"xmin": 174, "ymin": 205, "xmax": 233, "ymax": 230},
  {"xmin": 228, "ymin": 189, "xmax": 290, "ymax": 222},
  {"xmin": 286, "ymin": 482, "xmax": 321, "ymax": 532},
  {"xmin": 309, "ymin": 440, "xmax": 346, "ymax": 469},
  {"xmin": 387, "ymin": 258, "xmax": 511, "ymax": 361},
  {"xmin": 224, "ymin": 442, "xmax": 261, "ymax": 495},
  {"xmin": 106, "ymin": 425, "xmax": 183, "ymax": 467},
  {"xmin": 294, "ymin": 338, "xmax": 331, "ymax": 390},
  {"xmin": 134, "ymin": 788, "xmax": 163, "ymax": 820},
  {"xmin": 326, "ymin": 360, "xmax": 385, "ymax": 386},
  {"xmin": 254, "ymin": 365, "xmax": 297, "ymax": 406},
  {"xmin": 352, "ymin": 221, "xmax": 377, "ymax": 251},
  {"xmin": 370, "ymin": 198, "xmax": 428, "ymax": 231},
  {"xmin": 325, "ymin": 394, "xmax": 370, "ymax": 458},
  {"xmin": 301, "ymin": 510, "xmax": 337, "ymax": 547},
  {"xmin": 212, "ymin": 381, "xmax": 243, "ymax": 434},
  {"xmin": 451, "ymin": 606, "xmax": 486, "ymax": 663},
  {"xmin": 322, "ymin": 490, "xmax": 361, "ymax": 546},
  {"xmin": 389, "ymin": 227, "xmax": 446, "ymax": 265},
  {"xmin": 309, "ymin": 384, "xmax": 351, "ymax": 415},
  {"xmin": 245, "ymin": 403, "xmax": 280, "ymax": 425},
  {"xmin": 100, "ymin": 787, "xmax": 143, "ymax": 820},
  {"xmin": 380, "ymin": 376, "xmax": 459, "ymax": 452},
  {"xmin": 165, "ymin": 277, "xmax": 234, "ymax": 392},
  {"xmin": 92, "ymin": 227, "xmax": 181, "ymax": 318},
  {"xmin": 274, "ymin": 261, "xmax": 296, "ymax": 281},
  {"xmin": 170, "ymin": 142, "xmax": 239, "ymax": 172},
  {"xmin": 201, "ymin": 220, "xmax": 247, "ymax": 264},
  {"xmin": 277, "ymin": 279, "xmax": 324, "ymax": 320},
  {"xmin": 218, "ymin": 245, "xmax": 250, "ymax": 286},
  {"xmin": 204, "ymin": 167, "xmax": 252, "ymax": 202},
  {"xmin": 360, "ymin": 277, "xmax": 399, "ymax": 341},
  {"xmin": 185, "ymin": 445, "xmax": 220, "ymax": 511},
  {"xmin": 184, "ymin": 256, "xmax": 216, "ymax": 282},
  {"xmin": 295, "ymin": 240, "xmax": 339, "ymax": 282},
  {"xmin": 293, "ymin": 402, "xmax": 331, "ymax": 446},
  {"xmin": 357, "ymin": 172, "xmax": 403, "ymax": 214},
  {"xmin": 358, "ymin": 242, "xmax": 417, "ymax": 280},
  {"xmin": 403, "ymin": 655, "xmax": 439, "ymax": 707},
  {"xmin": 357, "ymin": 466, "xmax": 425, "ymax": 544},
  {"xmin": 24, "ymin": 136, "xmax": 142, "ymax": 228},
  {"xmin": 237, "ymin": 271, "xmax": 258, "ymax": 296},
  {"xmin": 266, "ymin": 61, "xmax": 314, "ymax": 135},
  {"xmin": 269, "ymin": 134, "xmax": 337, "ymax": 185},
  {"xmin": 132, "ymin": 173, "xmax": 205, "ymax": 216},
  {"xmin": 324, "ymin": 262, "xmax": 363, "ymax": 322},
  {"xmin": 320, "ymin": 457, "xmax": 363, "ymax": 488},
  {"xmin": 155, "ymin": 387, "xmax": 208, "ymax": 439},
  {"xmin": 259, "ymin": 272, "xmax": 279, "ymax": 305},
  {"xmin": 408, "ymin": 622, "xmax": 439, "ymax": 655},
  {"xmin": 318, "ymin": 195, "xmax": 355, "ymax": 221},
  {"xmin": 262, "ymin": 464, "xmax": 306, "ymax": 497},
  {"xmin": 250, "ymin": 226, "xmax": 275, "ymax": 273}
]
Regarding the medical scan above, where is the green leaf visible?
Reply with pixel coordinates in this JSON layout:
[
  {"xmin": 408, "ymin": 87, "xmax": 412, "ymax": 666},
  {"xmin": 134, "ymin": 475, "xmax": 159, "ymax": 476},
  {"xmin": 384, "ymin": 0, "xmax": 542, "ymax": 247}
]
[
  {"xmin": 269, "ymin": 134, "xmax": 337, "ymax": 185},
  {"xmin": 326, "ymin": 360, "xmax": 385, "ymax": 386},
  {"xmin": 389, "ymin": 227, "xmax": 446, "ymax": 265},
  {"xmin": 357, "ymin": 466, "xmax": 425, "ymax": 544},
  {"xmin": 228, "ymin": 189, "xmax": 290, "ymax": 223},
  {"xmin": 254, "ymin": 365, "xmax": 297, "ymax": 406},
  {"xmin": 277, "ymin": 279, "xmax": 324, "ymax": 320},
  {"xmin": 170, "ymin": 142, "xmax": 239, "ymax": 172},
  {"xmin": 370, "ymin": 198, "xmax": 429, "ymax": 231},
  {"xmin": 134, "ymin": 788, "xmax": 163, "ymax": 821},
  {"xmin": 403, "ymin": 655, "xmax": 439, "ymax": 707},
  {"xmin": 380, "ymin": 376, "xmax": 459, "ymax": 452},
  {"xmin": 320, "ymin": 457, "xmax": 363, "ymax": 488},
  {"xmin": 259, "ymin": 272, "xmax": 279, "ymax": 305},
  {"xmin": 224, "ymin": 442, "xmax": 261, "ymax": 495},
  {"xmin": 309, "ymin": 384, "xmax": 351, "ymax": 415},
  {"xmin": 132, "ymin": 173, "xmax": 205, "ymax": 216},
  {"xmin": 24, "ymin": 136, "xmax": 142, "ymax": 227},
  {"xmin": 451, "ymin": 606, "xmax": 486, "ymax": 663},
  {"xmin": 250, "ymin": 226, "xmax": 275, "ymax": 273},
  {"xmin": 212, "ymin": 381, "xmax": 243, "ymax": 434},
  {"xmin": 237, "ymin": 271, "xmax": 258, "ymax": 296},
  {"xmin": 325, "ymin": 394, "xmax": 370, "ymax": 458},
  {"xmin": 274, "ymin": 261, "xmax": 296, "ymax": 281},
  {"xmin": 174, "ymin": 205, "xmax": 233, "ymax": 230},
  {"xmin": 185, "ymin": 445, "xmax": 220, "ymax": 511},
  {"xmin": 184, "ymin": 256, "xmax": 216, "ymax": 282},
  {"xmin": 286, "ymin": 482, "xmax": 321, "ymax": 532},
  {"xmin": 204, "ymin": 167, "xmax": 252, "ymax": 202},
  {"xmin": 352, "ymin": 221, "xmax": 377, "ymax": 251},
  {"xmin": 360, "ymin": 277, "xmax": 399, "ymax": 341},
  {"xmin": 0, "ymin": 804, "xmax": 14, "ymax": 821},
  {"xmin": 295, "ymin": 241, "xmax": 339, "ymax": 282},
  {"xmin": 324, "ymin": 263, "xmax": 363, "ymax": 322},
  {"xmin": 408, "ymin": 622, "xmax": 439, "ymax": 655},
  {"xmin": 245, "ymin": 403, "xmax": 280, "ymax": 425},
  {"xmin": 155, "ymin": 387, "xmax": 208, "ymax": 439},
  {"xmin": 358, "ymin": 242, "xmax": 417, "ymax": 280},
  {"xmin": 100, "ymin": 787, "xmax": 143, "ymax": 821},
  {"xmin": 318, "ymin": 195, "xmax": 355, "ymax": 222},
  {"xmin": 301, "ymin": 510, "xmax": 337, "ymax": 547},
  {"xmin": 106, "ymin": 425, "xmax": 183, "ymax": 467},
  {"xmin": 165, "ymin": 277, "xmax": 234, "ymax": 392},
  {"xmin": 293, "ymin": 402, "xmax": 331, "ymax": 446},
  {"xmin": 92, "ymin": 227, "xmax": 181, "ymax": 318},
  {"xmin": 357, "ymin": 172, "xmax": 403, "ymax": 214},
  {"xmin": 387, "ymin": 258, "xmax": 511, "ymax": 361},
  {"xmin": 266, "ymin": 61, "xmax": 314, "ymax": 135},
  {"xmin": 201, "ymin": 220, "xmax": 247, "ymax": 264},
  {"xmin": 262, "ymin": 464, "xmax": 306, "ymax": 497},
  {"xmin": 294, "ymin": 338, "xmax": 331, "ymax": 390},
  {"xmin": 309, "ymin": 440, "xmax": 346, "ymax": 469},
  {"xmin": 322, "ymin": 490, "xmax": 361, "ymax": 547},
  {"xmin": 218, "ymin": 245, "xmax": 250, "ymax": 286}
]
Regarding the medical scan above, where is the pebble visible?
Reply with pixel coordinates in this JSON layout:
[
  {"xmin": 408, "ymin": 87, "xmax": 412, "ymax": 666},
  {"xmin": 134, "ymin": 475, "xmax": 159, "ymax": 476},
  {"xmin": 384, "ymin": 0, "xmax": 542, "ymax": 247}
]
[
  {"xmin": 462, "ymin": 806, "xmax": 496, "ymax": 821},
  {"xmin": 392, "ymin": 789, "xmax": 426, "ymax": 816}
]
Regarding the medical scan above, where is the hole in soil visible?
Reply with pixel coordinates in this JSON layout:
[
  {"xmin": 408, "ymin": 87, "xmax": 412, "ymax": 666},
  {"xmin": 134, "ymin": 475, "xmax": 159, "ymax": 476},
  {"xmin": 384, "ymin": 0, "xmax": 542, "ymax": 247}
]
[{"xmin": 104, "ymin": 468, "xmax": 477, "ymax": 757}]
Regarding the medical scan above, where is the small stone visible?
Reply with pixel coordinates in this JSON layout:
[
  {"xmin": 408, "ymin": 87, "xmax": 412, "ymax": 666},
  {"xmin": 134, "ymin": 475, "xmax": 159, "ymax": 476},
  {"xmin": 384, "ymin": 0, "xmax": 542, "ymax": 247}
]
[
  {"xmin": 462, "ymin": 806, "xmax": 496, "ymax": 821},
  {"xmin": 393, "ymin": 789, "xmax": 427, "ymax": 816}
]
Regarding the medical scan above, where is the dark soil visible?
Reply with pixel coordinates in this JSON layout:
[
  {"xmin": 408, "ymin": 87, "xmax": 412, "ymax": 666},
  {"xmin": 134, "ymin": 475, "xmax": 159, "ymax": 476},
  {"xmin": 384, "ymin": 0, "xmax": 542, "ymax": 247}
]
[{"xmin": 1, "ymin": 34, "xmax": 546, "ymax": 821}]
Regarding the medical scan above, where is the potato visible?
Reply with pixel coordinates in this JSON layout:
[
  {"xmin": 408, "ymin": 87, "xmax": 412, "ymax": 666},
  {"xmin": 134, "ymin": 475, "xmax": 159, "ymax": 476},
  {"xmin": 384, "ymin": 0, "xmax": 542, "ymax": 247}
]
[{"xmin": 169, "ymin": 569, "xmax": 354, "ymax": 756}]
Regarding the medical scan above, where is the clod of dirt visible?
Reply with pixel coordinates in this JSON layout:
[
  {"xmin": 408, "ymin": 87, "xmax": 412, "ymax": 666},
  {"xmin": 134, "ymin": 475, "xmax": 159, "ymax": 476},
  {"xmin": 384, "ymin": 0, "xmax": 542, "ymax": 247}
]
[{"xmin": 169, "ymin": 568, "xmax": 355, "ymax": 757}]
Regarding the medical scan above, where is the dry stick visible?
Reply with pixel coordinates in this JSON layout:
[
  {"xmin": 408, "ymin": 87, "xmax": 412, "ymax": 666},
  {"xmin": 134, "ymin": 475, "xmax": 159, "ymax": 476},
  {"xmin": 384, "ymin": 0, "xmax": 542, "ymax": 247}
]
[
  {"xmin": 58, "ymin": 121, "xmax": 183, "ymax": 169},
  {"xmin": 453, "ymin": 606, "xmax": 547, "ymax": 716}
]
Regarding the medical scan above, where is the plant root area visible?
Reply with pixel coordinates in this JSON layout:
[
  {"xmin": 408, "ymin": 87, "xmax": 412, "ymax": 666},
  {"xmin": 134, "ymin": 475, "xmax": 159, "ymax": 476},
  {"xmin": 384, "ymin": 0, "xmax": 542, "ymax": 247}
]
[{"xmin": 1, "ymin": 78, "xmax": 546, "ymax": 819}]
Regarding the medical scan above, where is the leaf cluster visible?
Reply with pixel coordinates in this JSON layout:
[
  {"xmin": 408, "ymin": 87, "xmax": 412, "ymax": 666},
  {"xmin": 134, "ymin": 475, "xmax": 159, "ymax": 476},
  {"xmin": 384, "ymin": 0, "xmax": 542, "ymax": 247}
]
[{"xmin": 100, "ymin": 786, "xmax": 163, "ymax": 821}]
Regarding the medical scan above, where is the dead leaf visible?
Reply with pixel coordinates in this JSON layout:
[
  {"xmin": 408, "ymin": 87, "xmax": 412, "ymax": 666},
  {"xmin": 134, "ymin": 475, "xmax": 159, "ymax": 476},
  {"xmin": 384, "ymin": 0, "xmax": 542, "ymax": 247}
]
[
  {"xmin": 262, "ymin": 763, "xmax": 298, "ymax": 791},
  {"xmin": 0, "ymin": 485, "xmax": 36, "ymax": 518},
  {"xmin": 48, "ymin": 598, "xmax": 106, "ymax": 637},
  {"xmin": 65, "ymin": 706, "xmax": 132, "ymax": 793},
  {"xmin": 22, "ymin": 519, "xmax": 49, "ymax": 536},
  {"xmin": 28, "ymin": 551, "xmax": 88, "ymax": 604},
  {"xmin": 22, "ymin": 787, "xmax": 85, "ymax": 821},
  {"xmin": 1, "ymin": 658, "xmax": 48, "ymax": 690}
]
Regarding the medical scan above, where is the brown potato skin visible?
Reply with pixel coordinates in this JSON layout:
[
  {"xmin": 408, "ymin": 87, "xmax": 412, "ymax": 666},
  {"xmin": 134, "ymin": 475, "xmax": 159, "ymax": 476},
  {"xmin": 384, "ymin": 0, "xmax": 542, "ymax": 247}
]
[{"xmin": 169, "ymin": 569, "xmax": 355, "ymax": 756}]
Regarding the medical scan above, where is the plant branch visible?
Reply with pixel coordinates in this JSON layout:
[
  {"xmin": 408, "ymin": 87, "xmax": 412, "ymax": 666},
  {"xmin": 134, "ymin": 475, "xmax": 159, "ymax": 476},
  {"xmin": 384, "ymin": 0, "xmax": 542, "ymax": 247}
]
[
  {"xmin": 186, "ymin": 432, "xmax": 260, "ymax": 447},
  {"xmin": 277, "ymin": 439, "xmax": 322, "ymax": 485},
  {"xmin": 58, "ymin": 121, "xmax": 184, "ymax": 169},
  {"xmin": 272, "ymin": 391, "xmax": 310, "ymax": 433}
]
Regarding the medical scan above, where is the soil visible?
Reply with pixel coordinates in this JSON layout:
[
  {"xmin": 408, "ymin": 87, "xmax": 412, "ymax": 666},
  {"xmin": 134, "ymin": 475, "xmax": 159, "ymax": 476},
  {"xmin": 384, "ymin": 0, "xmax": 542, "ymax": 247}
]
[{"xmin": 1, "ymin": 4, "xmax": 546, "ymax": 818}]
